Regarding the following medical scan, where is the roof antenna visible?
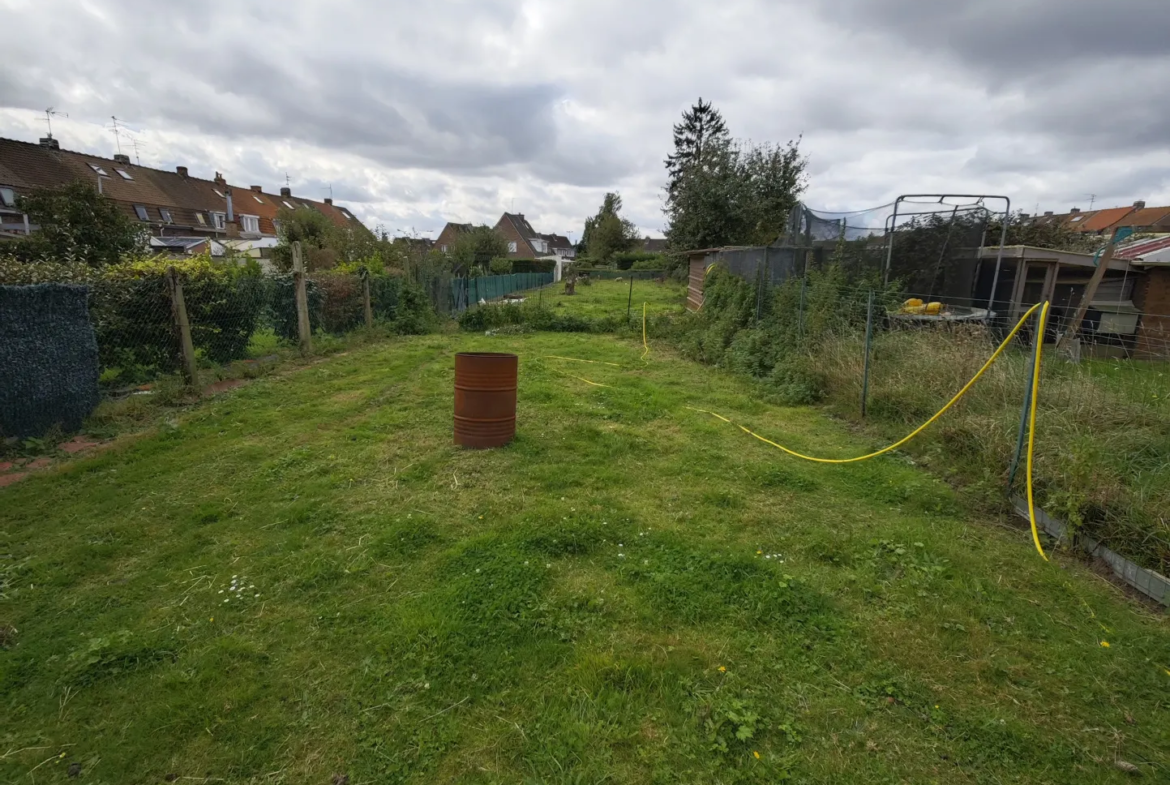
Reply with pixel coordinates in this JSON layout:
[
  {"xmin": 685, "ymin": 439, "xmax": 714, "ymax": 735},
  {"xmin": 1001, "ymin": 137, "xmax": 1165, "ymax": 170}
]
[
  {"xmin": 1087, "ymin": 194, "xmax": 1097, "ymax": 210},
  {"xmin": 44, "ymin": 107, "xmax": 67, "ymax": 138},
  {"xmin": 109, "ymin": 116, "xmax": 124, "ymax": 155},
  {"xmin": 286, "ymin": 172, "xmax": 291, "ymax": 188},
  {"xmin": 130, "ymin": 138, "xmax": 147, "ymax": 166}
]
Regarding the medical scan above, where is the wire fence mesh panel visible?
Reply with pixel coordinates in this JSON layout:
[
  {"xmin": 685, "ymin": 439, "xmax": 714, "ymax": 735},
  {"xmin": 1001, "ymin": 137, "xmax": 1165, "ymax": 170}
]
[
  {"xmin": 0, "ymin": 283, "xmax": 101, "ymax": 438},
  {"xmin": 88, "ymin": 273, "xmax": 181, "ymax": 386},
  {"xmin": 307, "ymin": 272, "xmax": 365, "ymax": 335}
]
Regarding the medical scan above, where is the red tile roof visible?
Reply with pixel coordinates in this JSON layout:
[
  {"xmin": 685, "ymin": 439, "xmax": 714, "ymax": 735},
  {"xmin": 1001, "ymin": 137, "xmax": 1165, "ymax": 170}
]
[
  {"xmin": 0, "ymin": 137, "xmax": 368, "ymax": 238},
  {"xmin": 1076, "ymin": 206, "xmax": 1135, "ymax": 233},
  {"xmin": 1116, "ymin": 206, "xmax": 1170, "ymax": 229}
]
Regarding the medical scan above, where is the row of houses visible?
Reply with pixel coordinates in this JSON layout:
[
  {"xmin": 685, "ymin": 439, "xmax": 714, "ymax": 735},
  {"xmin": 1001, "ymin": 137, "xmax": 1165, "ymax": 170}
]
[
  {"xmin": 1030, "ymin": 200, "xmax": 1170, "ymax": 235},
  {"xmin": 0, "ymin": 135, "xmax": 368, "ymax": 260}
]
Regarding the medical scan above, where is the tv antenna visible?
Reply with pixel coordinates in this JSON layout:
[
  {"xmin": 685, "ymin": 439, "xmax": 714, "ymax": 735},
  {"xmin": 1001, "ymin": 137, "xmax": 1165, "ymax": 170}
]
[
  {"xmin": 44, "ymin": 107, "xmax": 67, "ymax": 138},
  {"xmin": 107, "ymin": 116, "xmax": 139, "ymax": 156},
  {"xmin": 1087, "ymin": 194, "xmax": 1097, "ymax": 210},
  {"xmin": 130, "ymin": 137, "xmax": 148, "ymax": 166}
]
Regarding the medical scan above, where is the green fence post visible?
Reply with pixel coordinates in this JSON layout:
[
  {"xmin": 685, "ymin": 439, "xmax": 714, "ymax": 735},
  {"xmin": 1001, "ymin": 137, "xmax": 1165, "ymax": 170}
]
[
  {"xmin": 627, "ymin": 274, "xmax": 635, "ymax": 321},
  {"xmin": 1007, "ymin": 305, "xmax": 1044, "ymax": 490},
  {"xmin": 860, "ymin": 289, "xmax": 875, "ymax": 418}
]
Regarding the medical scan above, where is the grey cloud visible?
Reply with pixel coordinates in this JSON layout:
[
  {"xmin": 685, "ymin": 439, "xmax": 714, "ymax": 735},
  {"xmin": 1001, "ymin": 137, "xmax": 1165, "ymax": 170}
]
[{"xmin": 824, "ymin": 0, "xmax": 1170, "ymax": 78}]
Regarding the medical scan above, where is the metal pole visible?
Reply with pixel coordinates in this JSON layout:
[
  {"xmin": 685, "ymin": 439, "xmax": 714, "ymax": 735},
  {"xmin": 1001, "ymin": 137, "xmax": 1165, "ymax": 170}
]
[
  {"xmin": 860, "ymin": 289, "xmax": 875, "ymax": 417},
  {"xmin": 798, "ymin": 275, "xmax": 807, "ymax": 341},
  {"xmin": 985, "ymin": 197, "xmax": 1011, "ymax": 316},
  {"xmin": 627, "ymin": 273, "xmax": 634, "ymax": 321},
  {"xmin": 883, "ymin": 197, "xmax": 902, "ymax": 285},
  {"xmin": 1007, "ymin": 305, "xmax": 1043, "ymax": 489}
]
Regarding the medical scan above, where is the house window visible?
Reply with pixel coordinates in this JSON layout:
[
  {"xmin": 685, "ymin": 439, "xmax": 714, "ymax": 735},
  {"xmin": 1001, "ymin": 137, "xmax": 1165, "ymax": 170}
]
[
  {"xmin": 282, "ymin": 200, "xmax": 294, "ymax": 209},
  {"xmin": 211, "ymin": 212, "xmax": 226, "ymax": 229},
  {"xmin": 341, "ymin": 210, "xmax": 352, "ymax": 220},
  {"xmin": 273, "ymin": 219, "xmax": 282, "ymax": 234},
  {"xmin": 159, "ymin": 208, "xmax": 173, "ymax": 223},
  {"xmin": 115, "ymin": 169, "xmax": 133, "ymax": 180},
  {"xmin": 241, "ymin": 215, "xmax": 260, "ymax": 233},
  {"xmin": 133, "ymin": 204, "xmax": 149, "ymax": 221},
  {"xmin": 1070, "ymin": 215, "xmax": 1085, "ymax": 222},
  {"xmin": 0, "ymin": 187, "xmax": 14, "ymax": 207},
  {"xmin": 195, "ymin": 212, "xmax": 208, "ymax": 226},
  {"xmin": 440, "ymin": 245, "xmax": 448, "ymax": 253},
  {"xmin": 214, "ymin": 189, "xmax": 225, "ymax": 198},
  {"xmin": 253, "ymin": 195, "xmax": 264, "ymax": 203},
  {"xmin": 88, "ymin": 163, "xmax": 108, "ymax": 176},
  {"xmin": 533, "ymin": 239, "xmax": 548, "ymax": 253},
  {"xmin": 508, "ymin": 241, "xmax": 518, "ymax": 253}
]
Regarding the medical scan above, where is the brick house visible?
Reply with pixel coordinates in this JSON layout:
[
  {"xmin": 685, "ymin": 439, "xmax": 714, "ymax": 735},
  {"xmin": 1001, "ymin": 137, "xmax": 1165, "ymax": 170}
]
[
  {"xmin": 0, "ymin": 135, "xmax": 370, "ymax": 254},
  {"xmin": 493, "ymin": 212, "xmax": 572, "ymax": 259},
  {"xmin": 434, "ymin": 222, "xmax": 472, "ymax": 254}
]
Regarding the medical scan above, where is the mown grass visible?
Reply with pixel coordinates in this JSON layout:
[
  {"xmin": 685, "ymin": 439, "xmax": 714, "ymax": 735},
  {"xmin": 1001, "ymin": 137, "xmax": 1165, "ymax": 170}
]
[
  {"xmin": 2, "ymin": 330, "xmax": 1168, "ymax": 784},
  {"xmin": 548, "ymin": 277, "xmax": 687, "ymax": 321}
]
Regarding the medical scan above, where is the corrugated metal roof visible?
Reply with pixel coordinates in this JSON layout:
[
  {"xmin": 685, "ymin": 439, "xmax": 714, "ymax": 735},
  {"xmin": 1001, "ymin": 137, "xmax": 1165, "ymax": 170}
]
[{"xmin": 1115, "ymin": 235, "xmax": 1170, "ymax": 261}]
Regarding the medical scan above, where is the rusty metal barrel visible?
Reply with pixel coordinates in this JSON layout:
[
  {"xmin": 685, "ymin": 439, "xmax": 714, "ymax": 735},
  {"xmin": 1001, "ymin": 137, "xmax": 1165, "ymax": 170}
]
[{"xmin": 454, "ymin": 352, "xmax": 518, "ymax": 448}]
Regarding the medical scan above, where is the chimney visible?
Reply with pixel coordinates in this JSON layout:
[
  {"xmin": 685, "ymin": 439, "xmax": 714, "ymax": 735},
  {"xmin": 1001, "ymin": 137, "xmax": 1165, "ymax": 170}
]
[
  {"xmin": 1020, "ymin": 212, "xmax": 1031, "ymax": 220},
  {"xmin": 1070, "ymin": 207, "xmax": 1081, "ymax": 214},
  {"xmin": 280, "ymin": 187, "xmax": 291, "ymax": 198},
  {"xmin": 250, "ymin": 185, "xmax": 262, "ymax": 193},
  {"xmin": 225, "ymin": 188, "xmax": 234, "ymax": 223},
  {"xmin": 1044, "ymin": 211, "xmax": 1054, "ymax": 217},
  {"xmin": 214, "ymin": 171, "xmax": 226, "ymax": 187},
  {"xmin": 39, "ymin": 137, "xmax": 60, "ymax": 151},
  {"xmin": 324, "ymin": 197, "xmax": 333, "ymax": 205},
  {"xmin": 176, "ymin": 166, "xmax": 188, "ymax": 177},
  {"xmin": 114, "ymin": 153, "xmax": 131, "ymax": 165},
  {"xmin": 1134, "ymin": 200, "xmax": 1146, "ymax": 210}
]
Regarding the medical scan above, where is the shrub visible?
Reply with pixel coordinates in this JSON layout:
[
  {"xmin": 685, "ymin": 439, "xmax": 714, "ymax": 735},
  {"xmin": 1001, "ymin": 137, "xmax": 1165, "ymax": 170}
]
[
  {"xmin": 613, "ymin": 250, "xmax": 664, "ymax": 270},
  {"xmin": 489, "ymin": 257, "xmax": 513, "ymax": 275},
  {"xmin": 311, "ymin": 273, "xmax": 364, "ymax": 334},
  {"xmin": 0, "ymin": 254, "xmax": 265, "ymax": 382}
]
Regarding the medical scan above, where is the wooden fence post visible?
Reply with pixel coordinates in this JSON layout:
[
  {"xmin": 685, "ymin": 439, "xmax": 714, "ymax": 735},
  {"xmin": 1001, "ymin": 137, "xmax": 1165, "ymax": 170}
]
[
  {"xmin": 168, "ymin": 267, "xmax": 199, "ymax": 388},
  {"xmin": 292, "ymin": 241, "xmax": 312, "ymax": 354},
  {"xmin": 362, "ymin": 268, "xmax": 374, "ymax": 329}
]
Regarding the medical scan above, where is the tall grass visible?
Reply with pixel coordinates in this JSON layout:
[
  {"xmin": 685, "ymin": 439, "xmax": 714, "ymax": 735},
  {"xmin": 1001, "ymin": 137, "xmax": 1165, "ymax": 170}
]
[{"xmin": 671, "ymin": 266, "xmax": 1170, "ymax": 572}]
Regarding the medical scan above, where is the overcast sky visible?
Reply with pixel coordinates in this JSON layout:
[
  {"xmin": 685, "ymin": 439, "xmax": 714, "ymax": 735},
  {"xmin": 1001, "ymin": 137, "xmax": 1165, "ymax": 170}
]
[{"xmin": 2, "ymin": 0, "xmax": 1168, "ymax": 241}]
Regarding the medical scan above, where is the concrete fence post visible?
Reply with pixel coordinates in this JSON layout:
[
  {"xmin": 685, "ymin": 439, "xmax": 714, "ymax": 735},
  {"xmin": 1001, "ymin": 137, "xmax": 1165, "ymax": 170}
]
[
  {"xmin": 168, "ymin": 267, "xmax": 199, "ymax": 388},
  {"xmin": 292, "ymin": 241, "xmax": 312, "ymax": 355},
  {"xmin": 361, "ymin": 268, "xmax": 374, "ymax": 329}
]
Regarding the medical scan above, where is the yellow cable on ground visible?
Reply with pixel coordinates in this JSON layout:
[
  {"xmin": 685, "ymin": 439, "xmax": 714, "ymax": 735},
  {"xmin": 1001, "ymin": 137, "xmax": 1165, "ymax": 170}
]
[
  {"xmin": 1025, "ymin": 301, "xmax": 1051, "ymax": 561},
  {"xmin": 568, "ymin": 375, "xmax": 611, "ymax": 388},
  {"xmin": 688, "ymin": 302, "xmax": 1043, "ymax": 465},
  {"xmin": 544, "ymin": 355, "xmax": 623, "ymax": 367}
]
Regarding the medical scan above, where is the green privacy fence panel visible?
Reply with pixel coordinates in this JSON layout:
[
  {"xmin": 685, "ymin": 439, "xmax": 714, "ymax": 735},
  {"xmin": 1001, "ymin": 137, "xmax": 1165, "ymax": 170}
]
[{"xmin": 455, "ymin": 272, "xmax": 554, "ymax": 312}]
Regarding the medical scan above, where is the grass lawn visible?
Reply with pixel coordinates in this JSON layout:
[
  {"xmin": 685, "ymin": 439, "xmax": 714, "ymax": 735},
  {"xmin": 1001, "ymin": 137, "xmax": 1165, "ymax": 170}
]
[
  {"xmin": 2, "ymin": 329, "xmax": 1168, "ymax": 784},
  {"xmin": 545, "ymin": 277, "xmax": 687, "ymax": 321}
]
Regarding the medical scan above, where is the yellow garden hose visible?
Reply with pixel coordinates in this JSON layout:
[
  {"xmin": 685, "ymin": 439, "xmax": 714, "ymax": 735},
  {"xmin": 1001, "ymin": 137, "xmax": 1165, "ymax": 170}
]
[
  {"xmin": 1025, "ymin": 301, "xmax": 1051, "ymax": 560},
  {"xmin": 687, "ymin": 302, "xmax": 1050, "ymax": 559}
]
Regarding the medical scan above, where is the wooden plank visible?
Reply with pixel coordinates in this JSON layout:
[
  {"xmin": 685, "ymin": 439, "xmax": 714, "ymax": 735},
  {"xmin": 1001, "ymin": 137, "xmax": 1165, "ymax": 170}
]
[{"xmin": 1060, "ymin": 227, "xmax": 1120, "ymax": 346}]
